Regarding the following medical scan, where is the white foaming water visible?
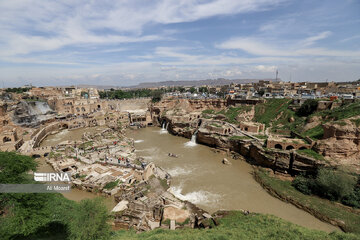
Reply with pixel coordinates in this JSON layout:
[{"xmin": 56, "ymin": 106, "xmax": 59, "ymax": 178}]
[
  {"xmin": 167, "ymin": 167, "xmax": 192, "ymax": 177},
  {"xmin": 169, "ymin": 186, "xmax": 220, "ymax": 205},
  {"xmin": 184, "ymin": 133, "xmax": 197, "ymax": 147},
  {"xmin": 159, "ymin": 122, "xmax": 168, "ymax": 134},
  {"xmin": 134, "ymin": 139, "xmax": 144, "ymax": 143}
]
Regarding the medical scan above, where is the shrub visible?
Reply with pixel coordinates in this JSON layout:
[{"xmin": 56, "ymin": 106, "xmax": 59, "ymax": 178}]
[
  {"xmin": 314, "ymin": 169, "xmax": 356, "ymax": 201},
  {"xmin": 297, "ymin": 99, "xmax": 318, "ymax": 117},
  {"xmin": 292, "ymin": 175, "xmax": 313, "ymax": 195},
  {"xmin": 341, "ymin": 188, "xmax": 360, "ymax": 208},
  {"xmin": 293, "ymin": 168, "xmax": 358, "ymax": 207}
]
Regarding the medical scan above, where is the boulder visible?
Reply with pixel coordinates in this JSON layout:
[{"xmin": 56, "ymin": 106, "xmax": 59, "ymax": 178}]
[{"xmin": 222, "ymin": 158, "xmax": 231, "ymax": 165}]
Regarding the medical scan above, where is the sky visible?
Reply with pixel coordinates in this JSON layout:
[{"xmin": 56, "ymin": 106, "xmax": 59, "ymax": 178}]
[{"xmin": 0, "ymin": 0, "xmax": 359, "ymax": 87}]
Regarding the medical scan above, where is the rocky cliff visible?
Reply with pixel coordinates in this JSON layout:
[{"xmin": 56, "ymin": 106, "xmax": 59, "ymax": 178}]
[{"xmin": 314, "ymin": 117, "xmax": 360, "ymax": 171}]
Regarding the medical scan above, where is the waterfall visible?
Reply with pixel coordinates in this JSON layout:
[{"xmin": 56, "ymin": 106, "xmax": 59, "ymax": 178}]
[
  {"xmin": 185, "ymin": 130, "xmax": 198, "ymax": 147},
  {"xmin": 166, "ymin": 122, "xmax": 169, "ymax": 130},
  {"xmin": 160, "ymin": 121, "xmax": 168, "ymax": 134}
]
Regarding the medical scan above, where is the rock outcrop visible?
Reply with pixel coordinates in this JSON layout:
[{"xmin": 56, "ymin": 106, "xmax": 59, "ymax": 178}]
[{"xmin": 314, "ymin": 117, "xmax": 360, "ymax": 171}]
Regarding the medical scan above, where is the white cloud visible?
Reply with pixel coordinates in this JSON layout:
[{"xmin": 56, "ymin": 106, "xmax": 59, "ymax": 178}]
[
  {"xmin": 0, "ymin": 0, "xmax": 288, "ymax": 58},
  {"xmin": 301, "ymin": 31, "xmax": 332, "ymax": 47},
  {"xmin": 217, "ymin": 36, "xmax": 360, "ymax": 57},
  {"xmin": 255, "ymin": 65, "xmax": 277, "ymax": 72}
]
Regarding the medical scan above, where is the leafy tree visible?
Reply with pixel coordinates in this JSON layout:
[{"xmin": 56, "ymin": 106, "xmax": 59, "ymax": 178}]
[
  {"xmin": 198, "ymin": 87, "xmax": 208, "ymax": 93},
  {"xmin": 314, "ymin": 169, "xmax": 356, "ymax": 201},
  {"xmin": 297, "ymin": 99, "xmax": 318, "ymax": 117},
  {"xmin": 292, "ymin": 168, "xmax": 358, "ymax": 205},
  {"xmin": 189, "ymin": 87, "xmax": 197, "ymax": 94},
  {"xmin": 258, "ymin": 89, "xmax": 265, "ymax": 97},
  {"xmin": 67, "ymin": 198, "xmax": 111, "ymax": 240},
  {"xmin": 151, "ymin": 90, "xmax": 163, "ymax": 102},
  {"xmin": 0, "ymin": 152, "xmax": 71, "ymax": 239},
  {"xmin": 0, "ymin": 152, "xmax": 37, "ymax": 185}
]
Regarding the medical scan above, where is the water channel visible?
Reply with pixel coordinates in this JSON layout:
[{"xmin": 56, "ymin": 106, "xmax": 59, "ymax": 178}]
[
  {"xmin": 127, "ymin": 127, "xmax": 338, "ymax": 232},
  {"xmin": 38, "ymin": 126, "xmax": 337, "ymax": 232},
  {"xmin": 38, "ymin": 126, "xmax": 116, "ymax": 210}
]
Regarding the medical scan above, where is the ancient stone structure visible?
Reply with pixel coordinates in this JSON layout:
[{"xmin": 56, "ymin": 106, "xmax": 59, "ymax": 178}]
[
  {"xmin": 266, "ymin": 136, "xmax": 310, "ymax": 150},
  {"xmin": 239, "ymin": 121, "xmax": 264, "ymax": 133}
]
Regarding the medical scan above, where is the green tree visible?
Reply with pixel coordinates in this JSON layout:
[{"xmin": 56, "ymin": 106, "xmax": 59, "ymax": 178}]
[
  {"xmin": 258, "ymin": 89, "xmax": 265, "ymax": 97},
  {"xmin": 297, "ymin": 99, "xmax": 318, "ymax": 117},
  {"xmin": 67, "ymin": 198, "xmax": 111, "ymax": 240},
  {"xmin": 314, "ymin": 169, "xmax": 356, "ymax": 201},
  {"xmin": 151, "ymin": 90, "xmax": 163, "ymax": 102},
  {"xmin": 189, "ymin": 87, "xmax": 197, "ymax": 94}
]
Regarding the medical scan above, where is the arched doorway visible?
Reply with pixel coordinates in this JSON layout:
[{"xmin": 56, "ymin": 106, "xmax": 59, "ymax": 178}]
[
  {"xmin": 286, "ymin": 145, "xmax": 295, "ymax": 150},
  {"xmin": 274, "ymin": 144, "xmax": 282, "ymax": 149}
]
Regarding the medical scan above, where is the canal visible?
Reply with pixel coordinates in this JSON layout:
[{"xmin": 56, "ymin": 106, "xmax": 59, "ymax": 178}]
[{"xmin": 127, "ymin": 127, "xmax": 338, "ymax": 232}]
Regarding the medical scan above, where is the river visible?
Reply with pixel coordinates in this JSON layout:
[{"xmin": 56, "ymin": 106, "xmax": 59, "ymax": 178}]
[
  {"xmin": 127, "ymin": 127, "xmax": 338, "ymax": 232},
  {"xmin": 38, "ymin": 126, "xmax": 116, "ymax": 210}
]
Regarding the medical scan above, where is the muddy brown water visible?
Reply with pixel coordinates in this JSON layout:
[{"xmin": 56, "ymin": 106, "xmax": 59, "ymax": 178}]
[
  {"xmin": 38, "ymin": 126, "xmax": 116, "ymax": 210},
  {"xmin": 127, "ymin": 127, "xmax": 338, "ymax": 232},
  {"xmin": 38, "ymin": 126, "xmax": 338, "ymax": 232}
]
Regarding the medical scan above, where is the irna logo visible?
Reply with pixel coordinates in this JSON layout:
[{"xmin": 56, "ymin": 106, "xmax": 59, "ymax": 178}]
[{"xmin": 34, "ymin": 172, "xmax": 71, "ymax": 182}]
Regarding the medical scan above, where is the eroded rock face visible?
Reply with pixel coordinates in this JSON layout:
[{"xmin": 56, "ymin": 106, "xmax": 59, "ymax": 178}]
[
  {"xmin": 12, "ymin": 101, "xmax": 56, "ymax": 126},
  {"xmin": 314, "ymin": 118, "xmax": 360, "ymax": 171}
]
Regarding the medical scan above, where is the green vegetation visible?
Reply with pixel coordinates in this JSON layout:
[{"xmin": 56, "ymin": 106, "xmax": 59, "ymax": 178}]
[
  {"xmin": 151, "ymin": 90, "xmax": 163, "ymax": 103},
  {"xmin": 254, "ymin": 134, "xmax": 268, "ymax": 140},
  {"xmin": 5, "ymin": 87, "xmax": 31, "ymax": 93},
  {"xmin": 297, "ymin": 149, "xmax": 325, "ymax": 161},
  {"xmin": 67, "ymin": 198, "xmax": 111, "ymax": 240},
  {"xmin": 159, "ymin": 178, "xmax": 169, "ymax": 190},
  {"xmin": 202, "ymin": 109, "xmax": 215, "ymax": 114},
  {"xmin": 255, "ymin": 169, "xmax": 360, "ymax": 234},
  {"xmin": 104, "ymin": 180, "xmax": 119, "ymax": 190},
  {"xmin": 297, "ymin": 99, "xmax": 318, "ymax": 117},
  {"xmin": 334, "ymin": 121, "xmax": 347, "ymax": 126},
  {"xmin": 112, "ymin": 211, "xmax": 358, "ymax": 240},
  {"xmin": 254, "ymin": 99, "xmax": 292, "ymax": 127},
  {"xmin": 293, "ymin": 169, "xmax": 359, "ymax": 208},
  {"xmin": 314, "ymin": 102, "xmax": 360, "ymax": 121},
  {"xmin": 351, "ymin": 118, "xmax": 360, "ymax": 127},
  {"xmin": 99, "ymin": 88, "xmax": 164, "ymax": 101},
  {"xmin": 303, "ymin": 125, "xmax": 324, "ymax": 140},
  {"xmin": 0, "ymin": 151, "xmax": 112, "ymax": 240},
  {"xmin": 229, "ymin": 135, "xmax": 251, "ymax": 140},
  {"xmin": 217, "ymin": 106, "xmax": 252, "ymax": 124}
]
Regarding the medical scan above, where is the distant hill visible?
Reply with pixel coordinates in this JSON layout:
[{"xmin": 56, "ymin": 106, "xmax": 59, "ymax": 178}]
[
  {"xmin": 129, "ymin": 78, "xmax": 278, "ymax": 88},
  {"xmin": 75, "ymin": 78, "xmax": 279, "ymax": 89}
]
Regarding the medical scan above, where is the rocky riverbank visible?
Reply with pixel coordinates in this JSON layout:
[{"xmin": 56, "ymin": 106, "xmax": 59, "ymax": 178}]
[
  {"xmin": 253, "ymin": 168, "xmax": 360, "ymax": 233},
  {"xmin": 158, "ymin": 113, "xmax": 328, "ymax": 175}
]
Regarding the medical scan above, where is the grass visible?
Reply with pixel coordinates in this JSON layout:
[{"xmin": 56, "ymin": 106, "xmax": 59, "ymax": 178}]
[
  {"xmin": 111, "ymin": 211, "xmax": 359, "ymax": 240},
  {"xmin": 159, "ymin": 178, "xmax": 169, "ymax": 190},
  {"xmin": 314, "ymin": 102, "xmax": 360, "ymax": 121},
  {"xmin": 334, "ymin": 121, "xmax": 347, "ymax": 126},
  {"xmin": 216, "ymin": 106, "xmax": 252, "ymax": 124},
  {"xmin": 297, "ymin": 149, "xmax": 325, "ymax": 161},
  {"xmin": 103, "ymin": 180, "xmax": 119, "ymax": 190},
  {"xmin": 351, "ymin": 118, "xmax": 360, "ymax": 127},
  {"xmin": 254, "ymin": 99, "xmax": 292, "ymax": 127},
  {"xmin": 229, "ymin": 135, "xmax": 251, "ymax": 140},
  {"xmin": 303, "ymin": 125, "xmax": 324, "ymax": 140},
  {"xmin": 202, "ymin": 109, "xmax": 215, "ymax": 114},
  {"xmin": 254, "ymin": 134, "xmax": 268, "ymax": 140},
  {"xmin": 255, "ymin": 169, "xmax": 360, "ymax": 234}
]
